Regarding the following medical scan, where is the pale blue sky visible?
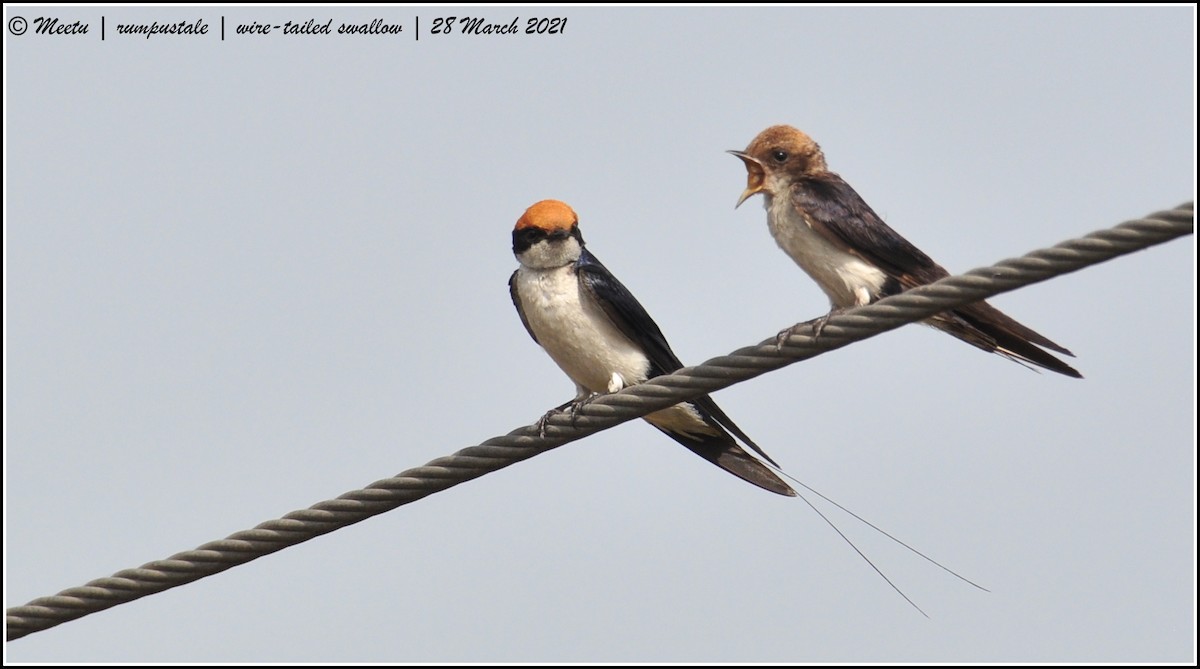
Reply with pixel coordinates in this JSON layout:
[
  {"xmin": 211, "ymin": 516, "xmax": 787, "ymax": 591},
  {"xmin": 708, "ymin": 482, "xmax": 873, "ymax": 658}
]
[{"xmin": 5, "ymin": 5, "xmax": 1195, "ymax": 662}]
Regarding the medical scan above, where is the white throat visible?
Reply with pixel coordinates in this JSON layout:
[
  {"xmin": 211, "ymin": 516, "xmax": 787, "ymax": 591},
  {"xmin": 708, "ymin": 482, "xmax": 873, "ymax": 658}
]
[{"xmin": 517, "ymin": 236, "xmax": 583, "ymax": 270}]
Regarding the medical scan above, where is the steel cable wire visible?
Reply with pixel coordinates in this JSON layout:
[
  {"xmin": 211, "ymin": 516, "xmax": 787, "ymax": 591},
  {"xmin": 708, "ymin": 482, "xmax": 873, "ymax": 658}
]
[{"xmin": 6, "ymin": 202, "xmax": 1192, "ymax": 641}]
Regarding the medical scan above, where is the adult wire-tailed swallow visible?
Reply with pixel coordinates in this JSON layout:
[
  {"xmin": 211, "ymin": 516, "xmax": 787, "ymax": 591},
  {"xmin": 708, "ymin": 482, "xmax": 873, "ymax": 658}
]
[
  {"xmin": 730, "ymin": 125, "xmax": 1081, "ymax": 378},
  {"xmin": 509, "ymin": 199, "xmax": 796, "ymax": 496}
]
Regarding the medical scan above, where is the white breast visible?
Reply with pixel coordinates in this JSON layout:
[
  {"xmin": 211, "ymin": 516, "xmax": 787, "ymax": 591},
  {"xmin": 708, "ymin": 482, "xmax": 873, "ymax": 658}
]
[
  {"xmin": 514, "ymin": 264, "xmax": 651, "ymax": 394},
  {"xmin": 765, "ymin": 194, "xmax": 888, "ymax": 308}
]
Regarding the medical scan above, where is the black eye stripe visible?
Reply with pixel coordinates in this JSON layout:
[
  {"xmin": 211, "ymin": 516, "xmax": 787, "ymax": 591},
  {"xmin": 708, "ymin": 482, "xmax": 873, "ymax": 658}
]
[
  {"xmin": 512, "ymin": 225, "xmax": 580, "ymax": 254},
  {"xmin": 512, "ymin": 227, "xmax": 543, "ymax": 253}
]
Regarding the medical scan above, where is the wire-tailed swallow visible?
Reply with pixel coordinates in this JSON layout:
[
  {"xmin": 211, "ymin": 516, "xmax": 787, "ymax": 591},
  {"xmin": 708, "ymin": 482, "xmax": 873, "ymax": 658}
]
[
  {"xmin": 509, "ymin": 199, "xmax": 797, "ymax": 495},
  {"xmin": 730, "ymin": 125, "xmax": 1081, "ymax": 378}
]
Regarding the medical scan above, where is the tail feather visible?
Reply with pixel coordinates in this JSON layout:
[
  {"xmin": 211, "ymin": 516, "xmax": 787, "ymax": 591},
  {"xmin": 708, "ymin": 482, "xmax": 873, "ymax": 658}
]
[
  {"xmin": 692, "ymin": 395, "xmax": 781, "ymax": 467},
  {"xmin": 960, "ymin": 301, "xmax": 1074, "ymax": 355},
  {"xmin": 654, "ymin": 427, "xmax": 797, "ymax": 496},
  {"xmin": 932, "ymin": 302, "xmax": 1082, "ymax": 378}
]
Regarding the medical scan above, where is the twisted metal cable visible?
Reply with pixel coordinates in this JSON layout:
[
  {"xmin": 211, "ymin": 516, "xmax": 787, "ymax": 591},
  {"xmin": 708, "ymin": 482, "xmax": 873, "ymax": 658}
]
[{"xmin": 6, "ymin": 202, "xmax": 1192, "ymax": 641}]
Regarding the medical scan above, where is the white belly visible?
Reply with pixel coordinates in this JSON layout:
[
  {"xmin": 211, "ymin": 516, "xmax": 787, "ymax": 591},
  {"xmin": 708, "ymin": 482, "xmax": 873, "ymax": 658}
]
[
  {"xmin": 514, "ymin": 265, "xmax": 651, "ymax": 394},
  {"xmin": 766, "ymin": 194, "xmax": 888, "ymax": 308},
  {"xmin": 643, "ymin": 402, "xmax": 720, "ymax": 438},
  {"xmin": 515, "ymin": 264, "xmax": 721, "ymax": 439}
]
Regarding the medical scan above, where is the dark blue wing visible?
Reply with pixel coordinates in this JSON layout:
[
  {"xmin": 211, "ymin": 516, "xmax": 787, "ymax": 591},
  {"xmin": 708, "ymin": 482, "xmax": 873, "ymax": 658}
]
[
  {"xmin": 795, "ymin": 173, "xmax": 1079, "ymax": 373},
  {"xmin": 576, "ymin": 248, "xmax": 782, "ymax": 466},
  {"xmin": 575, "ymin": 248, "xmax": 683, "ymax": 377},
  {"xmin": 793, "ymin": 172, "xmax": 948, "ymax": 288}
]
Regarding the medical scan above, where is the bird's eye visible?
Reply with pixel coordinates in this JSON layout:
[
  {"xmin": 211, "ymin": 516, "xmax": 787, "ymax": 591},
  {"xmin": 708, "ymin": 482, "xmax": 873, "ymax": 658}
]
[{"xmin": 771, "ymin": 150, "xmax": 789, "ymax": 163}]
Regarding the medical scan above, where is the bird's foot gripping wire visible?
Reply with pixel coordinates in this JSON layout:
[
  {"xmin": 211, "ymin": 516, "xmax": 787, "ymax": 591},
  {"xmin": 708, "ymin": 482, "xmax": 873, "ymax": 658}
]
[
  {"xmin": 775, "ymin": 307, "xmax": 847, "ymax": 350},
  {"xmin": 810, "ymin": 307, "xmax": 847, "ymax": 340},
  {"xmin": 535, "ymin": 393, "xmax": 603, "ymax": 437}
]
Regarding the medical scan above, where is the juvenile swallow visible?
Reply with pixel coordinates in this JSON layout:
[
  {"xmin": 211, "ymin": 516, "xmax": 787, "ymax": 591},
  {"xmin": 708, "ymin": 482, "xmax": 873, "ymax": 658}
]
[
  {"xmin": 730, "ymin": 125, "xmax": 1081, "ymax": 378},
  {"xmin": 509, "ymin": 199, "xmax": 796, "ymax": 496}
]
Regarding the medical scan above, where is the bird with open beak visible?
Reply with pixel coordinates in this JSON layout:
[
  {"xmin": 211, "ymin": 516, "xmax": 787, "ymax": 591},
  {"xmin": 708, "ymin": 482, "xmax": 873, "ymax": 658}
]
[{"xmin": 730, "ymin": 125, "xmax": 1081, "ymax": 378}]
